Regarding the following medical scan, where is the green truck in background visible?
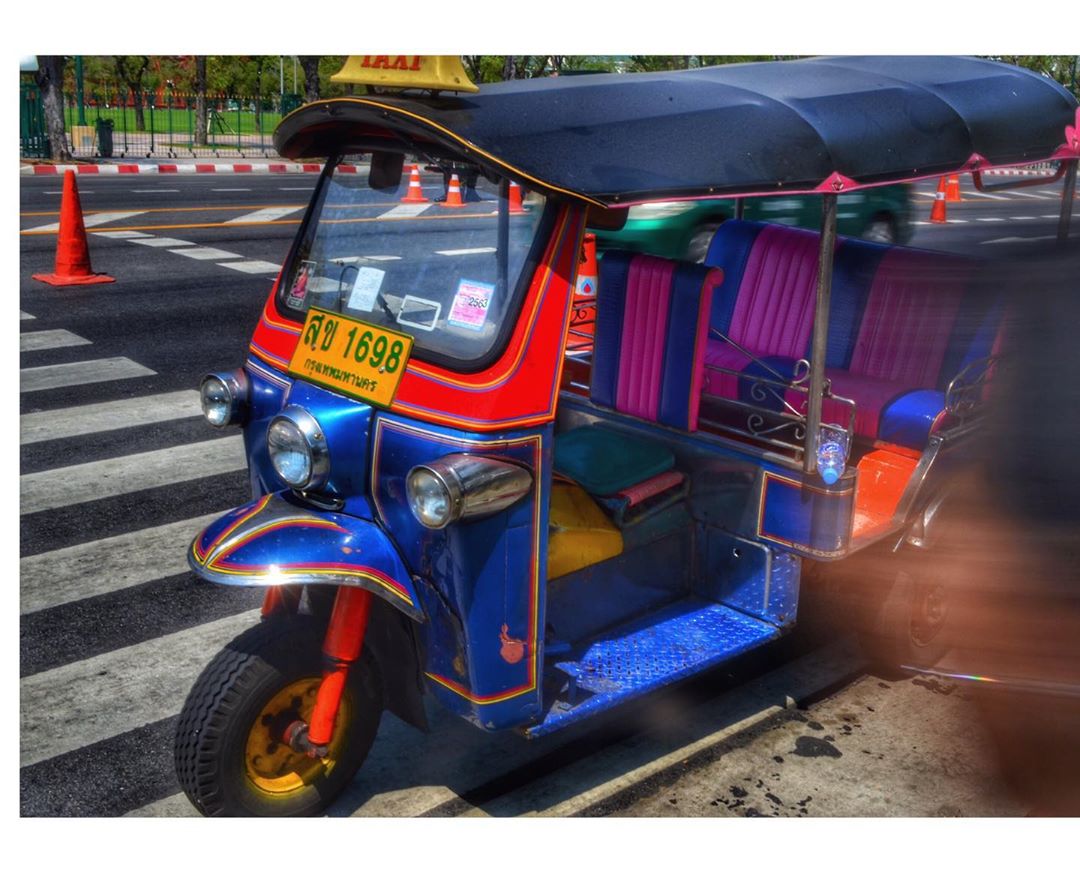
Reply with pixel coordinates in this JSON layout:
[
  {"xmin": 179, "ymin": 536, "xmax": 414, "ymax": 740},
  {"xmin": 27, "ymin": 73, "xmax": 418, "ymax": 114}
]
[{"xmin": 594, "ymin": 185, "xmax": 915, "ymax": 261}]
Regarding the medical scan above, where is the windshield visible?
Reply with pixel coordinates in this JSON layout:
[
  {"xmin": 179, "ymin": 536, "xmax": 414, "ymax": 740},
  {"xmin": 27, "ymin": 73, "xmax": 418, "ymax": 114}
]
[{"xmin": 278, "ymin": 157, "xmax": 550, "ymax": 370}]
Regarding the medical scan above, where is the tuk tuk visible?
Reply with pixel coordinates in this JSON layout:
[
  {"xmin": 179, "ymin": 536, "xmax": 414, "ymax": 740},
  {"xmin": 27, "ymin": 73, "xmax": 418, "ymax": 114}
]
[{"xmin": 175, "ymin": 55, "xmax": 1079, "ymax": 816}]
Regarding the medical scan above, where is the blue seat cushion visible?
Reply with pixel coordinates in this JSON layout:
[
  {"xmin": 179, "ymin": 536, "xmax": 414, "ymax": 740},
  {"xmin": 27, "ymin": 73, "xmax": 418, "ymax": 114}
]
[
  {"xmin": 878, "ymin": 389, "xmax": 947, "ymax": 450},
  {"xmin": 554, "ymin": 425, "xmax": 674, "ymax": 496}
]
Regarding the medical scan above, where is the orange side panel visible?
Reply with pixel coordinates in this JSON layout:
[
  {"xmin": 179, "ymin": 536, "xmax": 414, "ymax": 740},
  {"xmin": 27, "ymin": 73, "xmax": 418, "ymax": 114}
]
[{"xmin": 853, "ymin": 448, "xmax": 920, "ymax": 538}]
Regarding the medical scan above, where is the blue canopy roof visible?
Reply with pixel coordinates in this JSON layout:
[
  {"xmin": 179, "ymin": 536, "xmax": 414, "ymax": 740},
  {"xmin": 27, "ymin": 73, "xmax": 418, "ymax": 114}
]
[{"xmin": 275, "ymin": 56, "xmax": 1078, "ymax": 206}]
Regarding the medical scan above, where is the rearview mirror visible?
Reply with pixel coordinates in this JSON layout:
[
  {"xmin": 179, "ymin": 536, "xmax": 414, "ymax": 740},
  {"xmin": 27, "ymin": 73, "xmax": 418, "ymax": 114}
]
[{"xmin": 369, "ymin": 152, "xmax": 405, "ymax": 192}]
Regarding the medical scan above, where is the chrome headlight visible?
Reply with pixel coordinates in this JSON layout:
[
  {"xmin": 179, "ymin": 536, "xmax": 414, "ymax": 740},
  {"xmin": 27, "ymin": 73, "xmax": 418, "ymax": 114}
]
[
  {"xmin": 267, "ymin": 406, "xmax": 330, "ymax": 491},
  {"xmin": 199, "ymin": 369, "xmax": 249, "ymax": 428},
  {"xmin": 406, "ymin": 454, "xmax": 533, "ymax": 530}
]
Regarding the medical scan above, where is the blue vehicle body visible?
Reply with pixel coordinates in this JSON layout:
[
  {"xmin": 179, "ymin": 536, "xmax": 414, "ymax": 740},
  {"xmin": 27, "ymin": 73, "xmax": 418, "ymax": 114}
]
[{"xmin": 174, "ymin": 55, "xmax": 1077, "ymax": 817}]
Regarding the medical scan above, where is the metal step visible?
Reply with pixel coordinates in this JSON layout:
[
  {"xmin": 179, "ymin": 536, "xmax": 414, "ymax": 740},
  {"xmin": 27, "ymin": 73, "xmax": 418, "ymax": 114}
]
[{"xmin": 527, "ymin": 598, "xmax": 779, "ymax": 738}]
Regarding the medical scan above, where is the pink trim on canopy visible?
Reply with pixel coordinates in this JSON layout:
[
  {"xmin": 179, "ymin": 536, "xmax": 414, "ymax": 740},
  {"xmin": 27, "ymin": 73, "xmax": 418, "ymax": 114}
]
[
  {"xmin": 814, "ymin": 171, "xmax": 859, "ymax": 193},
  {"xmin": 612, "ymin": 155, "xmax": 1074, "ymax": 209}
]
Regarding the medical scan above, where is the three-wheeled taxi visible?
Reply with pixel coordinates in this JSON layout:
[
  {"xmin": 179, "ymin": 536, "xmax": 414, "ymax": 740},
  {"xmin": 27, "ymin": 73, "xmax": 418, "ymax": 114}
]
[{"xmin": 175, "ymin": 55, "xmax": 1079, "ymax": 815}]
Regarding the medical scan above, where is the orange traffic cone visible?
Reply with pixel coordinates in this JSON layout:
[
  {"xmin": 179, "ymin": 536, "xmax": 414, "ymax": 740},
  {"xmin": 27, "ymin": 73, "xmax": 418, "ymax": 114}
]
[
  {"xmin": 945, "ymin": 174, "xmax": 962, "ymax": 203},
  {"xmin": 441, "ymin": 173, "xmax": 466, "ymax": 208},
  {"xmin": 33, "ymin": 170, "xmax": 115, "ymax": 286},
  {"xmin": 508, "ymin": 180, "xmax": 525, "ymax": 214},
  {"xmin": 929, "ymin": 177, "xmax": 948, "ymax": 224},
  {"xmin": 401, "ymin": 164, "xmax": 428, "ymax": 203}
]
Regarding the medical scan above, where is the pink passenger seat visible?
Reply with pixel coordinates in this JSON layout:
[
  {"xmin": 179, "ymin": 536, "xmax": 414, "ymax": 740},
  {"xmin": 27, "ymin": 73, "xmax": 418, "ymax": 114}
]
[{"xmin": 701, "ymin": 220, "xmax": 995, "ymax": 451}]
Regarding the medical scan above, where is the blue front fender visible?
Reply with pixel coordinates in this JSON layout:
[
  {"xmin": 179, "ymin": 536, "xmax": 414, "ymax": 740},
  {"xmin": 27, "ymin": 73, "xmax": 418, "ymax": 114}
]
[{"xmin": 189, "ymin": 492, "xmax": 425, "ymax": 622}]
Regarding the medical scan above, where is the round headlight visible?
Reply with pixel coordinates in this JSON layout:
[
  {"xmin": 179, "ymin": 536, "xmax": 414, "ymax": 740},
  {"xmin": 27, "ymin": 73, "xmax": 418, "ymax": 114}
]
[
  {"xmin": 406, "ymin": 455, "xmax": 532, "ymax": 530},
  {"xmin": 200, "ymin": 370, "xmax": 248, "ymax": 428},
  {"xmin": 406, "ymin": 466, "xmax": 458, "ymax": 529},
  {"xmin": 267, "ymin": 406, "xmax": 329, "ymax": 490}
]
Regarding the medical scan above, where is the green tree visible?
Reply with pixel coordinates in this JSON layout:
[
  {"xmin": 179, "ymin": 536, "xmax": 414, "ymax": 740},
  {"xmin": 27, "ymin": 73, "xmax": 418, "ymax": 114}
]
[{"xmin": 114, "ymin": 55, "xmax": 150, "ymax": 130}]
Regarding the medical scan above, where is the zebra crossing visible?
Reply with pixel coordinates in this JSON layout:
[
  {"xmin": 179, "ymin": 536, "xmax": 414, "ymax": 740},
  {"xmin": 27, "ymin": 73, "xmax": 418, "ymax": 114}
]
[
  {"xmin": 16, "ymin": 301, "xmax": 565, "ymax": 818},
  {"xmin": 19, "ymin": 312, "xmax": 262, "ymax": 816}
]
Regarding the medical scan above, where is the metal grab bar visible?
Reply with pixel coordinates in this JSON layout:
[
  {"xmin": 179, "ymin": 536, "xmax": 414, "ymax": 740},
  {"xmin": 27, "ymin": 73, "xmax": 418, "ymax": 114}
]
[{"xmin": 944, "ymin": 354, "xmax": 1001, "ymax": 418}]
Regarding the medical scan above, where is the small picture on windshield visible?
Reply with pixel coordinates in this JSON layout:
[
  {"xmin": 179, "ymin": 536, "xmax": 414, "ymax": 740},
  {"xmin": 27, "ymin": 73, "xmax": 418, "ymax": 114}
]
[
  {"xmin": 448, "ymin": 279, "xmax": 494, "ymax": 332},
  {"xmin": 286, "ymin": 260, "xmax": 315, "ymax": 309},
  {"xmin": 397, "ymin": 295, "xmax": 442, "ymax": 332}
]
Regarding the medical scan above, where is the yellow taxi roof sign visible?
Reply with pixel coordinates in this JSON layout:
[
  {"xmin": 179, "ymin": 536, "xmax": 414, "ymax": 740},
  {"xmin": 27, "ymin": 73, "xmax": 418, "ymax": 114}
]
[{"xmin": 331, "ymin": 56, "xmax": 480, "ymax": 94}]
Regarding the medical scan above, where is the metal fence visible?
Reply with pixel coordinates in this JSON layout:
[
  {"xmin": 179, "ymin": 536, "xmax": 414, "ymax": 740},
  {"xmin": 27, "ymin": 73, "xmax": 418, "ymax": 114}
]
[{"xmin": 59, "ymin": 90, "xmax": 303, "ymax": 159}]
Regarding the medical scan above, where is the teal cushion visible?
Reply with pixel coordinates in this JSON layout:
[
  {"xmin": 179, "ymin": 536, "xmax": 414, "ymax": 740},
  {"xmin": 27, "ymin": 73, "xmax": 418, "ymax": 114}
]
[{"xmin": 554, "ymin": 425, "xmax": 674, "ymax": 496}]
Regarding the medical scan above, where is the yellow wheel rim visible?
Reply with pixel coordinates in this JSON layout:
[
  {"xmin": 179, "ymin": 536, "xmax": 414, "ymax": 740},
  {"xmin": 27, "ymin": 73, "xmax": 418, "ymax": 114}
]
[{"xmin": 244, "ymin": 677, "xmax": 351, "ymax": 796}]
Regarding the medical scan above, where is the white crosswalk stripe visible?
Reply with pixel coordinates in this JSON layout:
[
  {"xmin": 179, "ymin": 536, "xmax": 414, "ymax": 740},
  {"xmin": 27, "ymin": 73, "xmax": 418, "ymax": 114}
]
[
  {"xmin": 20, "ymin": 389, "xmax": 201, "ymax": 445},
  {"xmin": 21, "ymin": 512, "xmax": 222, "ymax": 614},
  {"xmin": 20, "ymin": 329, "xmax": 92, "ymax": 353},
  {"xmin": 27, "ymin": 211, "xmax": 148, "ymax": 233},
  {"xmin": 378, "ymin": 203, "xmax": 432, "ymax": 220},
  {"xmin": 21, "ymin": 357, "xmax": 156, "ymax": 393},
  {"xmin": 20, "ymin": 435, "xmax": 245, "ymax": 515},
  {"xmin": 225, "ymin": 206, "xmax": 304, "ymax": 224},
  {"xmin": 129, "ymin": 237, "xmax": 194, "ymax": 247},
  {"xmin": 218, "ymin": 260, "xmax": 282, "ymax": 274},
  {"xmin": 170, "ymin": 246, "xmax": 242, "ymax": 260},
  {"xmin": 20, "ymin": 610, "xmax": 259, "ymax": 767},
  {"xmin": 21, "ymin": 311, "xmax": 36, "ymax": 320}
]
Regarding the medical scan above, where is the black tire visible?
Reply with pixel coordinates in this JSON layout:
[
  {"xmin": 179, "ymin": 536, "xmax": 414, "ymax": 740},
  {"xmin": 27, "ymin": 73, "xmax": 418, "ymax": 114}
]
[
  {"xmin": 686, "ymin": 222, "xmax": 724, "ymax": 263},
  {"xmin": 857, "ymin": 563, "xmax": 951, "ymax": 676},
  {"xmin": 174, "ymin": 614, "xmax": 382, "ymax": 817}
]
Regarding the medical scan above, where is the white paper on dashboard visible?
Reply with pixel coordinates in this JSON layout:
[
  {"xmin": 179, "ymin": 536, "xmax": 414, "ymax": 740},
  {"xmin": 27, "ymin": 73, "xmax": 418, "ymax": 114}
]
[{"xmin": 347, "ymin": 267, "xmax": 386, "ymax": 312}]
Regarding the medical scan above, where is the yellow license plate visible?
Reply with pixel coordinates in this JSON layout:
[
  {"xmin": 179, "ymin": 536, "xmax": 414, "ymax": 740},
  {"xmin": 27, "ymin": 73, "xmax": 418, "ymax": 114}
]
[{"xmin": 288, "ymin": 307, "xmax": 413, "ymax": 409}]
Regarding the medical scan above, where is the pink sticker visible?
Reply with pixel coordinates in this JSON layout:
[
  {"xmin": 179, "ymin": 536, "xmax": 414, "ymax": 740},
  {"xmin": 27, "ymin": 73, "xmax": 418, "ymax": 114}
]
[
  {"xmin": 286, "ymin": 261, "xmax": 313, "ymax": 309},
  {"xmin": 448, "ymin": 280, "xmax": 494, "ymax": 331}
]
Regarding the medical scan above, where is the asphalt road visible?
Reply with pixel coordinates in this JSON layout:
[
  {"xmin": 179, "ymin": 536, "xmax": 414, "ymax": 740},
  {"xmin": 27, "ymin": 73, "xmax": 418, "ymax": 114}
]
[{"xmin": 19, "ymin": 169, "xmax": 1076, "ymax": 817}]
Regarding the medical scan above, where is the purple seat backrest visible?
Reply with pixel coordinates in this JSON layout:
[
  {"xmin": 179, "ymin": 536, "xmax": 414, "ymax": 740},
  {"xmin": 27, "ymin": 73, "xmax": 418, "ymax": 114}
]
[
  {"xmin": 726, "ymin": 224, "xmax": 821, "ymax": 359},
  {"xmin": 849, "ymin": 248, "xmax": 970, "ymax": 387},
  {"xmin": 593, "ymin": 252, "xmax": 720, "ymax": 431},
  {"xmin": 616, "ymin": 257, "xmax": 678, "ymax": 421}
]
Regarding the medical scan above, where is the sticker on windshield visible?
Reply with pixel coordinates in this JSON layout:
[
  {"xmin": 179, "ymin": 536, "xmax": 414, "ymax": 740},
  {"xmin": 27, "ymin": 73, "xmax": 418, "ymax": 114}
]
[
  {"xmin": 397, "ymin": 295, "xmax": 442, "ymax": 332},
  {"xmin": 346, "ymin": 267, "xmax": 385, "ymax": 312},
  {"xmin": 286, "ymin": 260, "xmax": 315, "ymax": 309},
  {"xmin": 448, "ymin": 280, "xmax": 494, "ymax": 332}
]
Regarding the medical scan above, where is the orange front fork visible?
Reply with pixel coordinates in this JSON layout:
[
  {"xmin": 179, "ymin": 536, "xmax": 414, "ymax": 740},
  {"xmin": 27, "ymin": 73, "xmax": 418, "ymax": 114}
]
[{"xmin": 308, "ymin": 586, "xmax": 372, "ymax": 747}]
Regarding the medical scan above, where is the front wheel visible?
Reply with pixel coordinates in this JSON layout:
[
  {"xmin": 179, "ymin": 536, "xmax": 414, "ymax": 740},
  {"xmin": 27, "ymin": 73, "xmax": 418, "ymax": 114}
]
[{"xmin": 174, "ymin": 613, "xmax": 382, "ymax": 817}]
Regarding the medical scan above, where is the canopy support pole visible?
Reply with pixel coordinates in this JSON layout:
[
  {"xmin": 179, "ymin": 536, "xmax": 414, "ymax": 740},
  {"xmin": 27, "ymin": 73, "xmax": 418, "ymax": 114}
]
[
  {"xmin": 1058, "ymin": 159, "xmax": 1077, "ymax": 243},
  {"xmin": 802, "ymin": 193, "xmax": 838, "ymax": 476},
  {"xmin": 735, "ymin": 199, "xmax": 745, "ymax": 220}
]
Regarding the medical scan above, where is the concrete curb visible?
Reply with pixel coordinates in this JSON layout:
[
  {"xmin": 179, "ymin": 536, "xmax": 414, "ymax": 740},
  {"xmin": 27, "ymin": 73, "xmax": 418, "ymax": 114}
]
[{"xmin": 21, "ymin": 163, "xmax": 359, "ymax": 176}]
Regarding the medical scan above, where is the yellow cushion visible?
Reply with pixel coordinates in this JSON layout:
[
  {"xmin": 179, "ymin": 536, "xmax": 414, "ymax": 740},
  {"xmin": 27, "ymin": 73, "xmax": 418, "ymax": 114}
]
[{"xmin": 547, "ymin": 481, "xmax": 623, "ymax": 580}]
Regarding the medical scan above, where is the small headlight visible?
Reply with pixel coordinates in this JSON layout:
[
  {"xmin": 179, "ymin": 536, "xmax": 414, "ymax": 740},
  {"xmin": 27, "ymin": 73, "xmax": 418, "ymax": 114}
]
[
  {"xmin": 406, "ymin": 454, "xmax": 532, "ymax": 529},
  {"xmin": 200, "ymin": 369, "xmax": 249, "ymax": 428},
  {"xmin": 406, "ymin": 467, "xmax": 457, "ymax": 529},
  {"xmin": 267, "ymin": 406, "xmax": 330, "ymax": 490}
]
